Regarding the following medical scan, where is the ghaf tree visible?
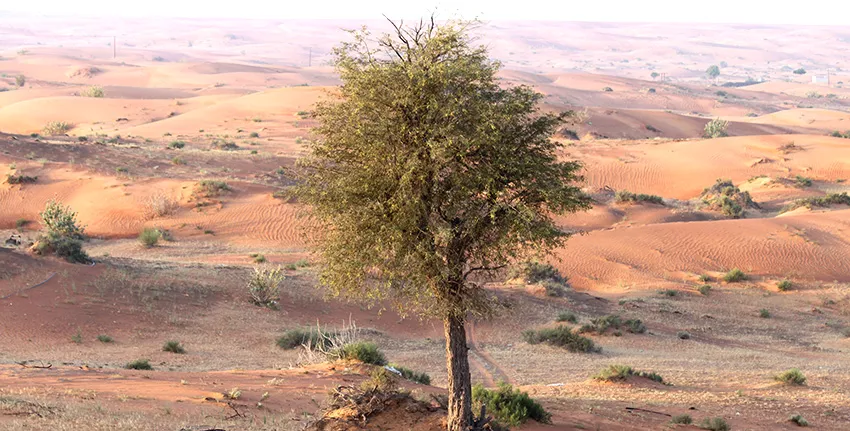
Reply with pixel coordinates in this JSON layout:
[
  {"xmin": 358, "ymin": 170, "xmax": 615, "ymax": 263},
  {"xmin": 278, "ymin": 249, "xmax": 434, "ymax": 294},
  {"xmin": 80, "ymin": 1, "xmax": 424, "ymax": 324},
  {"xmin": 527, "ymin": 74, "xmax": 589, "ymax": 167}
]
[{"xmin": 297, "ymin": 18, "xmax": 590, "ymax": 430}]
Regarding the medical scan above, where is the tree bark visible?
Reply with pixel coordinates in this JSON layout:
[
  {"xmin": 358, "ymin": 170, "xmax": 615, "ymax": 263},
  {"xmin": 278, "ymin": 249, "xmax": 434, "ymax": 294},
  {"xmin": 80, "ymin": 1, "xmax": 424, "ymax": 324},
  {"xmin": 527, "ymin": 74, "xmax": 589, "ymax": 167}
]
[{"xmin": 444, "ymin": 314, "xmax": 473, "ymax": 431}]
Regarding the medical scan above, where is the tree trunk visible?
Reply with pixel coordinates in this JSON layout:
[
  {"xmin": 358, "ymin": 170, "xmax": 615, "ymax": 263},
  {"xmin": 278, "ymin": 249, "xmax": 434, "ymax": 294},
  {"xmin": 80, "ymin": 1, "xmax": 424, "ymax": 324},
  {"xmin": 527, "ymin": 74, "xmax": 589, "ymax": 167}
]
[{"xmin": 444, "ymin": 314, "xmax": 473, "ymax": 431}]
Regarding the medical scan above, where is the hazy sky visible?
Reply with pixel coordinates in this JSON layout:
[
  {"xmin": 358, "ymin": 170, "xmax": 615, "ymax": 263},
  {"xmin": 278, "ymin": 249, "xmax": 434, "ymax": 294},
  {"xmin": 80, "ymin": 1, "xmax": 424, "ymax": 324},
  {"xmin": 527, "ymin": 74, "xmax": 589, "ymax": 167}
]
[{"xmin": 3, "ymin": 0, "xmax": 849, "ymax": 25}]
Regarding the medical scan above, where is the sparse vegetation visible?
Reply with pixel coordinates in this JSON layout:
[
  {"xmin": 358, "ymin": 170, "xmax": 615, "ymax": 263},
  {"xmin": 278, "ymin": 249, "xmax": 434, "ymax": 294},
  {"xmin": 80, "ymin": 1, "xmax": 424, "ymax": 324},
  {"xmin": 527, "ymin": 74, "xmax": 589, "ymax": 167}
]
[
  {"xmin": 168, "ymin": 140, "xmax": 185, "ymax": 149},
  {"xmin": 196, "ymin": 180, "xmax": 231, "ymax": 197},
  {"xmin": 723, "ymin": 268, "xmax": 746, "ymax": 283},
  {"xmin": 677, "ymin": 331, "xmax": 691, "ymax": 339},
  {"xmin": 593, "ymin": 364, "xmax": 665, "ymax": 384},
  {"xmin": 334, "ymin": 342, "xmax": 387, "ymax": 365},
  {"xmin": 777, "ymin": 279, "xmax": 792, "ymax": 291},
  {"xmin": 793, "ymin": 68, "xmax": 806, "ymax": 75},
  {"xmin": 523, "ymin": 326, "xmax": 599, "ymax": 353},
  {"xmin": 775, "ymin": 368, "xmax": 806, "ymax": 385},
  {"xmin": 671, "ymin": 414, "xmax": 693, "ymax": 424},
  {"xmin": 759, "ymin": 308, "xmax": 771, "ymax": 318},
  {"xmin": 249, "ymin": 132, "xmax": 260, "ymax": 138},
  {"xmin": 472, "ymin": 382, "xmax": 551, "ymax": 427},
  {"xmin": 659, "ymin": 289, "xmax": 678, "ymax": 297},
  {"xmin": 97, "ymin": 335, "xmax": 114, "ymax": 343},
  {"xmin": 162, "ymin": 340, "xmax": 186, "ymax": 354},
  {"xmin": 579, "ymin": 314, "xmax": 646, "ymax": 336},
  {"xmin": 389, "ymin": 364, "xmax": 431, "ymax": 385},
  {"xmin": 615, "ymin": 190, "xmax": 664, "ymax": 205},
  {"xmin": 556, "ymin": 311, "xmax": 578, "ymax": 323},
  {"xmin": 277, "ymin": 328, "xmax": 336, "ymax": 350},
  {"xmin": 698, "ymin": 274, "xmax": 712, "ymax": 282},
  {"xmin": 143, "ymin": 193, "xmax": 180, "ymax": 218},
  {"xmin": 699, "ymin": 417, "xmax": 730, "ymax": 431},
  {"xmin": 602, "ymin": 86, "xmax": 613, "ymax": 92},
  {"xmin": 703, "ymin": 118, "xmax": 729, "ymax": 139},
  {"xmin": 250, "ymin": 253, "xmax": 267, "ymax": 263},
  {"xmin": 793, "ymin": 175, "xmax": 813, "ymax": 188},
  {"xmin": 15, "ymin": 75, "xmax": 25, "ymax": 87},
  {"xmin": 698, "ymin": 284, "xmax": 712, "ymax": 295},
  {"xmin": 79, "ymin": 85, "xmax": 105, "ymax": 97},
  {"xmin": 6, "ymin": 174, "xmax": 38, "ymax": 184},
  {"xmin": 42, "ymin": 121, "xmax": 73, "ymax": 135},
  {"xmin": 34, "ymin": 200, "xmax": 89, "ymax": 263},
  {"xmin": 125, "ymin": 359, "xmax": 153, "ymax": 370},
  {"xmin": 782, "ymin": 192, "xmax": 850, "ymax": 212},
  {"xmin": 512, "ymin": 261, "xmax": 570, "ymax": 296},
  {"xmin": 706, "ymin": 65, "xmax": 720, "ymax": 79},
  {"xmin": 700, "ymin": 179, "xmax": 758, "ymax": 218},
  {"xmin": 138, "ymin": 228, "xmax": 161, "ymax": 248},
  {"xmin": 247, "ymin": 265, "xmax": 285, "ymax": 309},
  {"xmin": 789, "ymin": 414, "xmax": 809, "ymax": 427}
]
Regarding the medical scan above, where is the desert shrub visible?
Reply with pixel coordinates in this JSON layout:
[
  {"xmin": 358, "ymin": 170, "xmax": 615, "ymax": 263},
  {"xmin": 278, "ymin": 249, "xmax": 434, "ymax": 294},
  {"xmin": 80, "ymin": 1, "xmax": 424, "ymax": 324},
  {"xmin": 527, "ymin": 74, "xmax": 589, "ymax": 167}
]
[
  {"xmin": 602, "ymin": 86, "xmax": 613, "ymax": 92},
  {"xmin": 6, "ymin": 174, "xmax": 38, "ymax": 184},
  {"xmin": 647, "ymin": 88, "xmax": 656, "ymax": 93},
  {"xmin": 556, "ymin": 311, "xmax": 578, "ymax": 323},
  {"xmin": 211, "ymin": 139, "xmax": 239, "ymax": 150},
  {"xmin": 162, "ymin": 340, "xmax": 186, "ymax": 354},
  {"xmin": 250, "ymin": 253, "xmax": 267, "ymax": 263},
  {"xmin": 138, "ymin": 228, "xmax": 161, "ymax": 247},
  {"xmin": 775, "ymin": 368, "xmax": 806, "ymax": 385},
  {"xmin": 759, "ymin": 309, "xmax": 771, "ymax": 318},
  {"xmin": 249, "ymin": 132, "xmax": 260, "ymax": 138},
  {"xmin": 79, "ymin": 85, "xmax": 105, "ymax": 97},
  {"xmin": 42, "ymin": 121, "xmax": 73, "ymax": 135},
  {"xmin": 715, "ymin": 90, "xmax": 728, "ymax": 97},
  {"xmin": 698, "ymin": 274, "xmax": 712, "ymax": 282},
  {"xmin": 97, "ymin": 334, "xmax": 114, "ymax": 343},
  {"xmin": 777, "ymin": 279, "xmax": 792, "ymax": 291},
  {"xmin": 593, "ymin": 364, "xmax": 665, "ymax": 384},
  {"xmin": 143, "ymin": 192, "xmax": 180, "ymax": 218},
  {"xmin": 677, "ymin": 331, "xmax": 691, "ymax": 339},
  {"xmin": 723, "ymin": 268, "xmax": 746, "ymax": 283},
  {"xmin": 168, "ymin": 140, "xmax": 185, "ymax": 149},
  {"xmin": 172, "ymin": 156, "xmax": 186, "ymax": 165},
  {"xmin": 579, "ymin": 314, "xmax": 646, "ymax": 335},
  {"xmin": 698, "ymin": 284, "xmax": 712, "ymax": 295},
  {"xmin": 699, "ymin": 417, "xmax": 730, "ymax": 431},
  {"xmin": 782, "ymin": 192, "xmax": 850, "ymax": 212},
  {"xmin": 71, "ymin": 330, "xmax": 83, "ymax": 344},
  {"xmin": 361, "ymin": 368, "xmax": 398, "ymax": 392},
  {"xmin": 700, "ymin": 179, "xmax": 758, "ymax": 218},
  {"xmin": 789, "ymin": 414, "xmax": 809, "ymax": 427},
  {"xmin": 35, "ymin": 200, "xmax": 89, "ymax": 263},
  {"xmin": 277, "ymin": 328, "xmax": 338, "ymax": 350},
  {"xmin": 779, "ymin": 142, "xmax": 802, "ymax": 153},
  {"xmin": 703, "ymin": 118, "xmax": 729, "ymax": 139},
  {"xmin": 659, "ymin": 289, "xmax": 678, "ymax": 297},
  {"xmin": 671, "ymin": 414, "xmax": 693, "ymax": 424},
  {"xmin": 615, "ymin": 190, "xmax": 664, "ymax": 205},
  {"xmin": 335, "ymin": 342, "xmax": 387, "ymax": 365},
  {"xmin": 15, "ymin": 75, "xmax": 25, "ymax": 87},
  {"xmin": 16, "ymin": 218, "xmax": 29, "ymax": 230},
  {"xmin": 523, "ymin": 326, "xmax": 598, "ymax": 353},
  {"xmin": 389, "ymin": 364, "xmax": 431, "ymax": 385},
  {"xmin": 515, "ymin": 261, "xmax": 565, "ymax": 284},
  {"xmin": 225, "ymin": 388, "xmax": 242, "ymax": 400},
  {"xmin": 829, "ymin": 130, "xmax": 850, "ymax": 139},
  {"xmin": 793, "ymin": 68, "xmax": 806, "ymax": 75},
  {"xmin": 793, "ymin": 175, "xmax": 813, "ymax": 188},
  {"xmin": 472, "ymin": 382, "xmax": 551, "ymax": 426},
  {"xmin": 247, "ymin": 265, "xmax": 285, "ymax": 308},
  {"xmin": 541, "ymin": 279, "xmax": 567, "ymax": 297},
  {"xmin": 126, "ymin": 359, "xmax": 153, "ymax": 370},
  {"xmin": 196, "ymin": 180, "xmax": 231, "ymax": 197}
]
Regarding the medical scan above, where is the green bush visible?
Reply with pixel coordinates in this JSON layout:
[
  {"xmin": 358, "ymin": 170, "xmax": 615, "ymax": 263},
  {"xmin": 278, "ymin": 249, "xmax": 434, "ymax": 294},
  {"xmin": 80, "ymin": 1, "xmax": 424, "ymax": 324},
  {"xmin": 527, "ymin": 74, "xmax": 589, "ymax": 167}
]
[
  {"xmin": 35, "ymin": 200, "xmax": 89, "ymax": 263},
  {"xmin": 703, "ymin": 118, "xmax": 729, "ymax": 139},
  {"xmin": 671, "ymin": 414, "xmax": 693, "ymax": 424},
  {"xmin": 472, "ymin": 382, "xmax": 551, "ymax": 426},
  {"xmin": 277, "ymin": 328, "xmax": 336, "ymax": 350},
  {"xmin": 126, "ymin": 359, "xmax": 153, "ymax": 370},
  {"xmin": 168, "ymin": 140, "xmax": 185, "ymax": 149},
  {"xmin": 723, "ymin": 268, "xmax": 746, "ymax": 282},
  {"xmin": 196, "ymin": 180, "xmax": 231, "ymax": 196},
  {"xmin": 556, "ymin": 311, "xmax": 578, "ymax": 323},
  {"xmin": 336, "ymin": 342, "xmax": 387, "ymax": 365},
  {"xmin": 249, "ymin": 132, "xmax": 260, "ymax": 138},
  {"xmin": 523, "ymin": 326, "xmax": 599, "ymax": 353},
  {"xmin": 759, "ymin": 309, "xmax": 771, "ymax": 318},
  {"xmin": 793, "ymin": 68, "xmax": 806, "ymax": 75},
  {"xmin": 43, "ymin": 121, "xmax": 73, "ymax": 135},
  {"xmin": 80, "ymin": 85, "xmax": 105, "ymax": 97},
  {"xmin": 389, "ymin": 364, "xmax": 431, "ymax": 385},
  {"xmin": 162, "ymin": 340, "xmax": 186, "ymax": 354},
  {"xmin": 602, "ymin": 86, "xmax": 613, "ymax": 92},
  {"xmin": 615, "ymin": 190, "xmax": 664, "ymax": 205},
  {"xmin": 775, "ymin": 368, "xmax": 806, "ymax": 385},
  {"xmin": 698, "ymin": 284, "xmax": 712, "ymax": 295},
  {"xmin": 699, "ymin": 417, "xmax": 730, "ymax": 431},
  {"xmin": 139, "ymin": 228, "xmax": 161, "ymax": 248},
  {"xmin": 700, "ymin": 179, "xmax": 758, "ymax": 218},
  {"xmin": 793, "ymin": 175, "xmax": 813, "ymax": 188},
  {"xmin": 593, "ymin": 364, "xmax": 665, "ymax": 384},
  {"xmin": 782, "ymin": 192, "xmax": 850, "ymax": 212},
  {"xmin": 6, "ymin": 174, "xmax": 38, "ymax": 184},
  {"xmin": 97, "ymin": 334, "xmax": 114, "ymax": 343},
  {"xmin": 659, "ymin": 289, "xmax": 678, "ymax": 297},
  {"xmin": 698, "ymin": 274, "xmax": 712, "ymax": 282},
  {"xmin": 789, "ymin": 414, "xmax": 809, "ymax": 427},
  {"xmin": 777, "ymin": 279, "xmax": 792, "ymax": 291},
  {"xmin": 515, "ymin": 261, "xmax": 566, "ymax": 284}
]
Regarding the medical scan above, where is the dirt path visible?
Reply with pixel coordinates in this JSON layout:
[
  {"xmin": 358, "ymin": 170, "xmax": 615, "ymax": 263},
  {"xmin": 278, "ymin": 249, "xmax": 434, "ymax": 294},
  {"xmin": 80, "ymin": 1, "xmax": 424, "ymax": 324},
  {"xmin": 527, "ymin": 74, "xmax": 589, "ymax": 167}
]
[{"xmin": 467, "ymin": 320, "xmax": 513, "ymax": 386}]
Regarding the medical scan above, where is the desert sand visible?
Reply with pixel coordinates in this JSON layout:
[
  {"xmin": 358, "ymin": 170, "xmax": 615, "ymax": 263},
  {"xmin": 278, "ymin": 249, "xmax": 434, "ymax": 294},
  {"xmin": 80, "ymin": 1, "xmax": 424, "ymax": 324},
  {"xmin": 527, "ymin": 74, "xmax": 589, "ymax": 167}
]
[{"xmin": 2, "ymin": 13, "xmax": 850, "ymax": 431}]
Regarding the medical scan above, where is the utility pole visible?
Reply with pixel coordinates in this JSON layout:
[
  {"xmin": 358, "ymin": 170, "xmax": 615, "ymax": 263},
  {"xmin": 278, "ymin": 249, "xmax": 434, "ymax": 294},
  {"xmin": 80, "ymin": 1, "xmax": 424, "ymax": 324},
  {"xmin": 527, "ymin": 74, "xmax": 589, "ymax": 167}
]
[{"xmin": 113, "ymin": 36, "xmax": 116, "ymax": 59}]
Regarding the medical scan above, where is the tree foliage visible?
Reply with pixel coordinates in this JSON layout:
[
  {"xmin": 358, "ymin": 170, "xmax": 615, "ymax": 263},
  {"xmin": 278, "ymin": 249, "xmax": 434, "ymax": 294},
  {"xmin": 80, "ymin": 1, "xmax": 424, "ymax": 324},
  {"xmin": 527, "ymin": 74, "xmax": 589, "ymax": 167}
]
[
  {"xmin": 295, "ymin": 18, "xmax": 591, "ymax": 320},
  {"xmin": 706, "ymin": 65, "xmax": 720, "ymax": 79}
]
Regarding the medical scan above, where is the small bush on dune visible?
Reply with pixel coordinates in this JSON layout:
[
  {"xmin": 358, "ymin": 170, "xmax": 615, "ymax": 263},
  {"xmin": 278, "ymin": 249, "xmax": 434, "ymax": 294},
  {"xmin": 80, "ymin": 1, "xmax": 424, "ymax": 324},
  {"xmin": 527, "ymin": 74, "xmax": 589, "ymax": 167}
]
[
  {"xmin": 126, "ymin": 359, "xmax": 153, "ymax": 370},
  {"xmin": 247, "ymin": 266, "xmax": 285, "ymax": 309},
  {"xmin": 138, "ymin": 228, "xmax": 161, "ymax": 248},
  {"xmin": 775, "ymin": 368, "xmax": 806, "ymax": 385},
  {"xmin": 523, "ymin": 326, "xmax": 599, "ymax": 353},
  {"xmin": 699, "ymin": 417, "xmax": 730, "ymax": 431},
  {"xmin": 703, "ymin": 118, "xmax": 729, "ymax": 139},
  {"xmin": 97, "ymin": 334, "xmax": 114, "ymax": 343},
  {"xmin": 162, "ymin": 340, "xmax": 186, "ymax": 354},
  {"xmin": 6, "ymin": 174, "xmax": 38, "ymax": 184},
  {"xmin": 782, "ymin": 192, "xmax": 850, "ymax": 212},
  {"xmin": 42, "ymin": 121, "xmax": 73, "ymax": 135},
  {"xmin": 615, "ymin": 190, "xmax": 664, "ymax": 205},
  {"xmin": 277, "ymin": 328, "xmax": 337, "ymax": 350},
  {"xmin": 168, "ymin": 140, "xmax": 185, "ymax": 149},
  {"xmin": 698, "ymin": 274, "xmax": 712, "ymax": 282},
  {"xmin": 777, "ymin": 279, "xmax": 792, "ymax": 291},
  {"xmin": 723, "ymin": 268, "xmax": 746, "ymax": 283},
  {"xmin": 579, "ymin": 314, "xmax": 645, "ymax": 335},
  {"xmin": 196, "ymin": 180, "xmax": 231, "ymax": 197},
  {"xmin": 789, "ymin": 414, "xmax": 809, "ymax": 427},
  {"xmin": 793, "ymin": 175, "xmax": 813, "ymax": 188},
  {"xmin": 15, "ymin": 75, "xmax": 26, "ymax": 87},
  {"xmin": 759, "ymin": 309, "xmax": 771, "ymax": 318},
  {"xmin": 389, "ymin": 364, "xmax": 431, "ymax": 385},
  {"xmin": 334, "ymin": 342, "xmax": 387, "ymax": 365},
  {"xmin": 671, "ymin": 414, "xmax": 693, "ymax": 424},
  {"xmin": 602, "ymin": 86, "xmax": 613, "ymax": 92},
  {"xmin": 79, "ymin": 85, "xmax": 105, "ymax": 97},
  {"xmin": 34, "ymin": 200, "xmax": 89, "ymax": 263},
  {"xmin": 698, "ymin": 284, "xmax": 712, "ymax": 295},
  {"xmin": 556, "ymin": 311, "xmax": 578, "ymax": 323},
  {"xmin": 472, "ymin": 382, "xmax": 551, "ymax": 426},
  {"xmin": 593, "ymin": 364, "xmax": 666, "ymax": 384},
  {"xmin": 700, "ymin": 179, "xmax": 758, "ymax": 218}
]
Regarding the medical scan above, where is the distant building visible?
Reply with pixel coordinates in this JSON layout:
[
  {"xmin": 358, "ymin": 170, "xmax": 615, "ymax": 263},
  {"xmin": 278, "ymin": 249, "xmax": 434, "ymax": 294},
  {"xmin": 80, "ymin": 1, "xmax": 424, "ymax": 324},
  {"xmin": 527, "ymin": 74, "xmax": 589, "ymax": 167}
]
[{"xmin": 812, "ymin": 75, "xmax": 829, "ymax": 84}]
